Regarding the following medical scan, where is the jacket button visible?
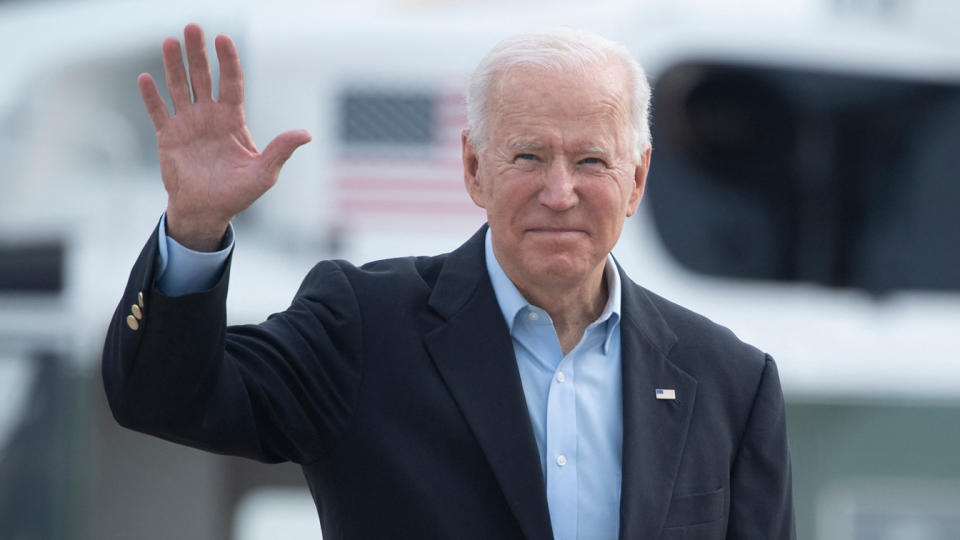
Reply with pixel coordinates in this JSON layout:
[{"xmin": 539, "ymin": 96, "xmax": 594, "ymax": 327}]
[
  {"xmin": 126, "ymin": 315, "xmax": 140, "ymax": 331},
  {"xmin": 131, "ymin": 304, "xmax": 143, "ymax": 320}
]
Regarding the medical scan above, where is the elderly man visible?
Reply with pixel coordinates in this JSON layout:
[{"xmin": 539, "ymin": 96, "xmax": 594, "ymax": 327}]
[{"xmin": 103, "ymin": 23, "xmax": 795, "ymax": 540}]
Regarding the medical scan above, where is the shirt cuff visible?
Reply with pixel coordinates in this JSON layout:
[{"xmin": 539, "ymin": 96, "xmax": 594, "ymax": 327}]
[{"xmin": 156, "ymin": 213, "xmax": 234, "ymax": 296}]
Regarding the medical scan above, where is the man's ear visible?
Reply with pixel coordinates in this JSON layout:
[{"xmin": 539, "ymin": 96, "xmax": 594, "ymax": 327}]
[
  {"xmin": 626, "ymin": 147, "xmax": 651, "ymax": 217},
  {"xmin": 462, "ymin": 130, "xmax": 486, "ymax": 208}
]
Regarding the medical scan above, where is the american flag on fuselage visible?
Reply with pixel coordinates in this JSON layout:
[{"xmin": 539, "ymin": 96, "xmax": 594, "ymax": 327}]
[{"xmin": 333, "ymin": 84, "xmax": 486, "ymax": 234}]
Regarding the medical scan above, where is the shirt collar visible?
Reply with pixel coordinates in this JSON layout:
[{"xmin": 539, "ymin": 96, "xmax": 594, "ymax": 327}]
[{"xmin": 484, "ymin": 228, "xmax": 621, "ymax": 352}]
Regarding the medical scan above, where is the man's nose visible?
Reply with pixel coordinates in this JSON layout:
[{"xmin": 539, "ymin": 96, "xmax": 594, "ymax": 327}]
[{"xmin": 537, "ymin": 161, "xmax": 578, "ymax": 211}]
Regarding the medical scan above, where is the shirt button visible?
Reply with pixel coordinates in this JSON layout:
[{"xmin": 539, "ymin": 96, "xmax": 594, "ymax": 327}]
[
  {"xmin": 528, "ymin": 312, "xmax": 540, "ymax": 321},
  {"xmin": 555, "ymin": 371, "xmax": 565, "ymax": 383},
  {"xmin": 556, "ymin": 455, "xmax": 567, "ymax": 467}
]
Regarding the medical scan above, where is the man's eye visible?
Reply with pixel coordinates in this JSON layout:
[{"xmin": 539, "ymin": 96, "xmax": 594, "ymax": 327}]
[
  {"xmin": 515, "ymin": 154, "xmax": 539, "ymax": 161},
  {"xmin": 580, "ymin": 157, "xmax": 606, "ymax": 166}
]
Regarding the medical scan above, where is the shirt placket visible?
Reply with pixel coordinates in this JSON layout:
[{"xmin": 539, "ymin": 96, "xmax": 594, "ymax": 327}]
[{"xmin": 544, "ymin": 332, "xmax": 578, "ymax": 539}]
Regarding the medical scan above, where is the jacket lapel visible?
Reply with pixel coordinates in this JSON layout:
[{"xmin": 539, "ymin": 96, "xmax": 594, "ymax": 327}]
[
  {"xmin": 617, "ymin": 270, "xmax": 698, "ymax": 539},
  {"xmin": 423, "ymin": 226, "xmax": 554, "ymax": 540}
]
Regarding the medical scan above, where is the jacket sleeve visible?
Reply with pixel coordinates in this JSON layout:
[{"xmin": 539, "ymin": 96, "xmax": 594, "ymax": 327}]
[
  {"xmin": 726, "ymin": 355, "xmax": 796, "ymax": 539},
  {"xmin": 102, "ymin": 224, "xmax": 364, "ymax": 465}
]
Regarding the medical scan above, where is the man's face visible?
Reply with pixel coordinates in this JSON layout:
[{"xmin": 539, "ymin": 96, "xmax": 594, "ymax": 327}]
[{"xmin": 463, "ymin": 62, "xmax": 650, "ymax": 294}]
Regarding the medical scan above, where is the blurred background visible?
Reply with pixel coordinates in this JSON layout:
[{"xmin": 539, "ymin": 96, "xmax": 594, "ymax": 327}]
[{"xmin": 1, "ymin": 0, "xmax": 959, "ymax": 538}]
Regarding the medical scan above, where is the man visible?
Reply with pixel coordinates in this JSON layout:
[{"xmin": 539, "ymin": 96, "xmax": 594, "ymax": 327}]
[{"xmin": 103, "ymin": 23, "xmax": 795, "ymax": 539}]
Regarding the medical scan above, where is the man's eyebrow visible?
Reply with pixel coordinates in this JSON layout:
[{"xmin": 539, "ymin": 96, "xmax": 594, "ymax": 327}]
[
  {"xmin": 579, "ymin": 145, "xmax": 611, "ymax": 156},
  {"xmin": 506, "ymin": 140, "xmax": 545, "ymax": 153}
]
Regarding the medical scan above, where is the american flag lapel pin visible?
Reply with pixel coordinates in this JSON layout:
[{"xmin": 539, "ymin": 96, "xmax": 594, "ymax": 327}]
[{"xmin": 655, "ymin": 388, "xmax": 676, "ymax": 400}]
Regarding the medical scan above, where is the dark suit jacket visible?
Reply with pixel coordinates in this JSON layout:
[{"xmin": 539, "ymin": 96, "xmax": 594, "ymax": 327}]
[{"xmin": 103, "ymin": 224, "xmax": 795, "ymax": 539}]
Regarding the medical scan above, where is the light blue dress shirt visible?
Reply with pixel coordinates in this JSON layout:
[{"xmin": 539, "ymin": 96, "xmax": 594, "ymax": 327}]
[
  {"xmin": 484, "ymin": 230, "xmax": 623, "ymax": 540},
  {"xmin": 157, "ymin": 220, "xmax": 624, "ymax": 539},
  {"xmin": 155, "ymin": 215, "xmax": 233, "ymax": 295}
]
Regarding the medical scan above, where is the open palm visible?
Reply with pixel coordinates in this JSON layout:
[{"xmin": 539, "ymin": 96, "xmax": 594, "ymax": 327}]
[{"xmin": 139, "ymin": 23, "xmax": 311, "ymax": 251}]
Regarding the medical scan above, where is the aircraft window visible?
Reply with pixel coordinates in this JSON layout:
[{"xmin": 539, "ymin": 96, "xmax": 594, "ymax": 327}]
[
  {"xmin": 338, "ymin": 90, "xmax": 434, "ymax": 146},
  {"xmin": 647, "ymin": 63, "xmax": 960, "ymax": 292},
  {"xmin": 0, "ymin": 242, "xmax": 64, "ymax": 293}
]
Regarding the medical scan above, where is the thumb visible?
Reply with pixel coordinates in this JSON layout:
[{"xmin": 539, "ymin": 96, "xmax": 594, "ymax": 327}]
[{"xmin": 261, "ymin": 129, "xmax": 313, "ymax": 175}]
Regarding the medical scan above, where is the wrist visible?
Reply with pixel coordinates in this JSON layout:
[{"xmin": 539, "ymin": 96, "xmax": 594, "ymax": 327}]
[{"xmin": 164, "ymin": 210, "xmax": 231, "ymax": 252}]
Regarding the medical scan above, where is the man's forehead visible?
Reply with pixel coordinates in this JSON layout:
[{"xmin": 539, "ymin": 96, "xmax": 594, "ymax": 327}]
[
  {"xmin": 492, "ymin": 99, "xmax": 632, "ymax": 151},
  {"xmin": 490, "ymin": 65, "xmax": 630, "ymax": 118}
]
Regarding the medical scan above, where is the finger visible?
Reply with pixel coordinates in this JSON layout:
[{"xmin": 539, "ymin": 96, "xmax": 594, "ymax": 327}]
[
  {"xmin": 260, "ymin": 130, "xmax": 313, "ymax": 179},
  {"xmin": 215, "ymin": 34, "xmax": 244, "ymax": 106},
  {"xmin": 184, "ymin": 23, "xmax": 213, "ymax": 102},
  {"xmin": 162, "ymin": 38, "xmax": 192, "ymax": 112},
  {"xmin": 137, "ymin": 73, "xmax": 170, "ymax": 131}
]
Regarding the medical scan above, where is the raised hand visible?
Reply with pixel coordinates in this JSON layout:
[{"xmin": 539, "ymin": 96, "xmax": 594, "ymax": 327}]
[{"xmin": 138, "ymin": 23, "xmax": 312, "ymax": 251}]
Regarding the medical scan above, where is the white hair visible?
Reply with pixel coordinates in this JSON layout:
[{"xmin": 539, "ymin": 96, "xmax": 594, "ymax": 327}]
[{"xmin": 466, "ymin": 27, "xmax": 652, "ymax": 160}]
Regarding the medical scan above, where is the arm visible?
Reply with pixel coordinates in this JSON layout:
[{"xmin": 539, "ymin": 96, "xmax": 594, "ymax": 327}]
[
  {"xmin": 103, "ymin": 25, "xmax": 353, "ymax": 464},
  {"xmin": 103, "ymin": 225, "xmax": 364, "ymax": 464},
  {"xmin": 727, "ymin": 355, "xmax": 796, "ymax": 539}
]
